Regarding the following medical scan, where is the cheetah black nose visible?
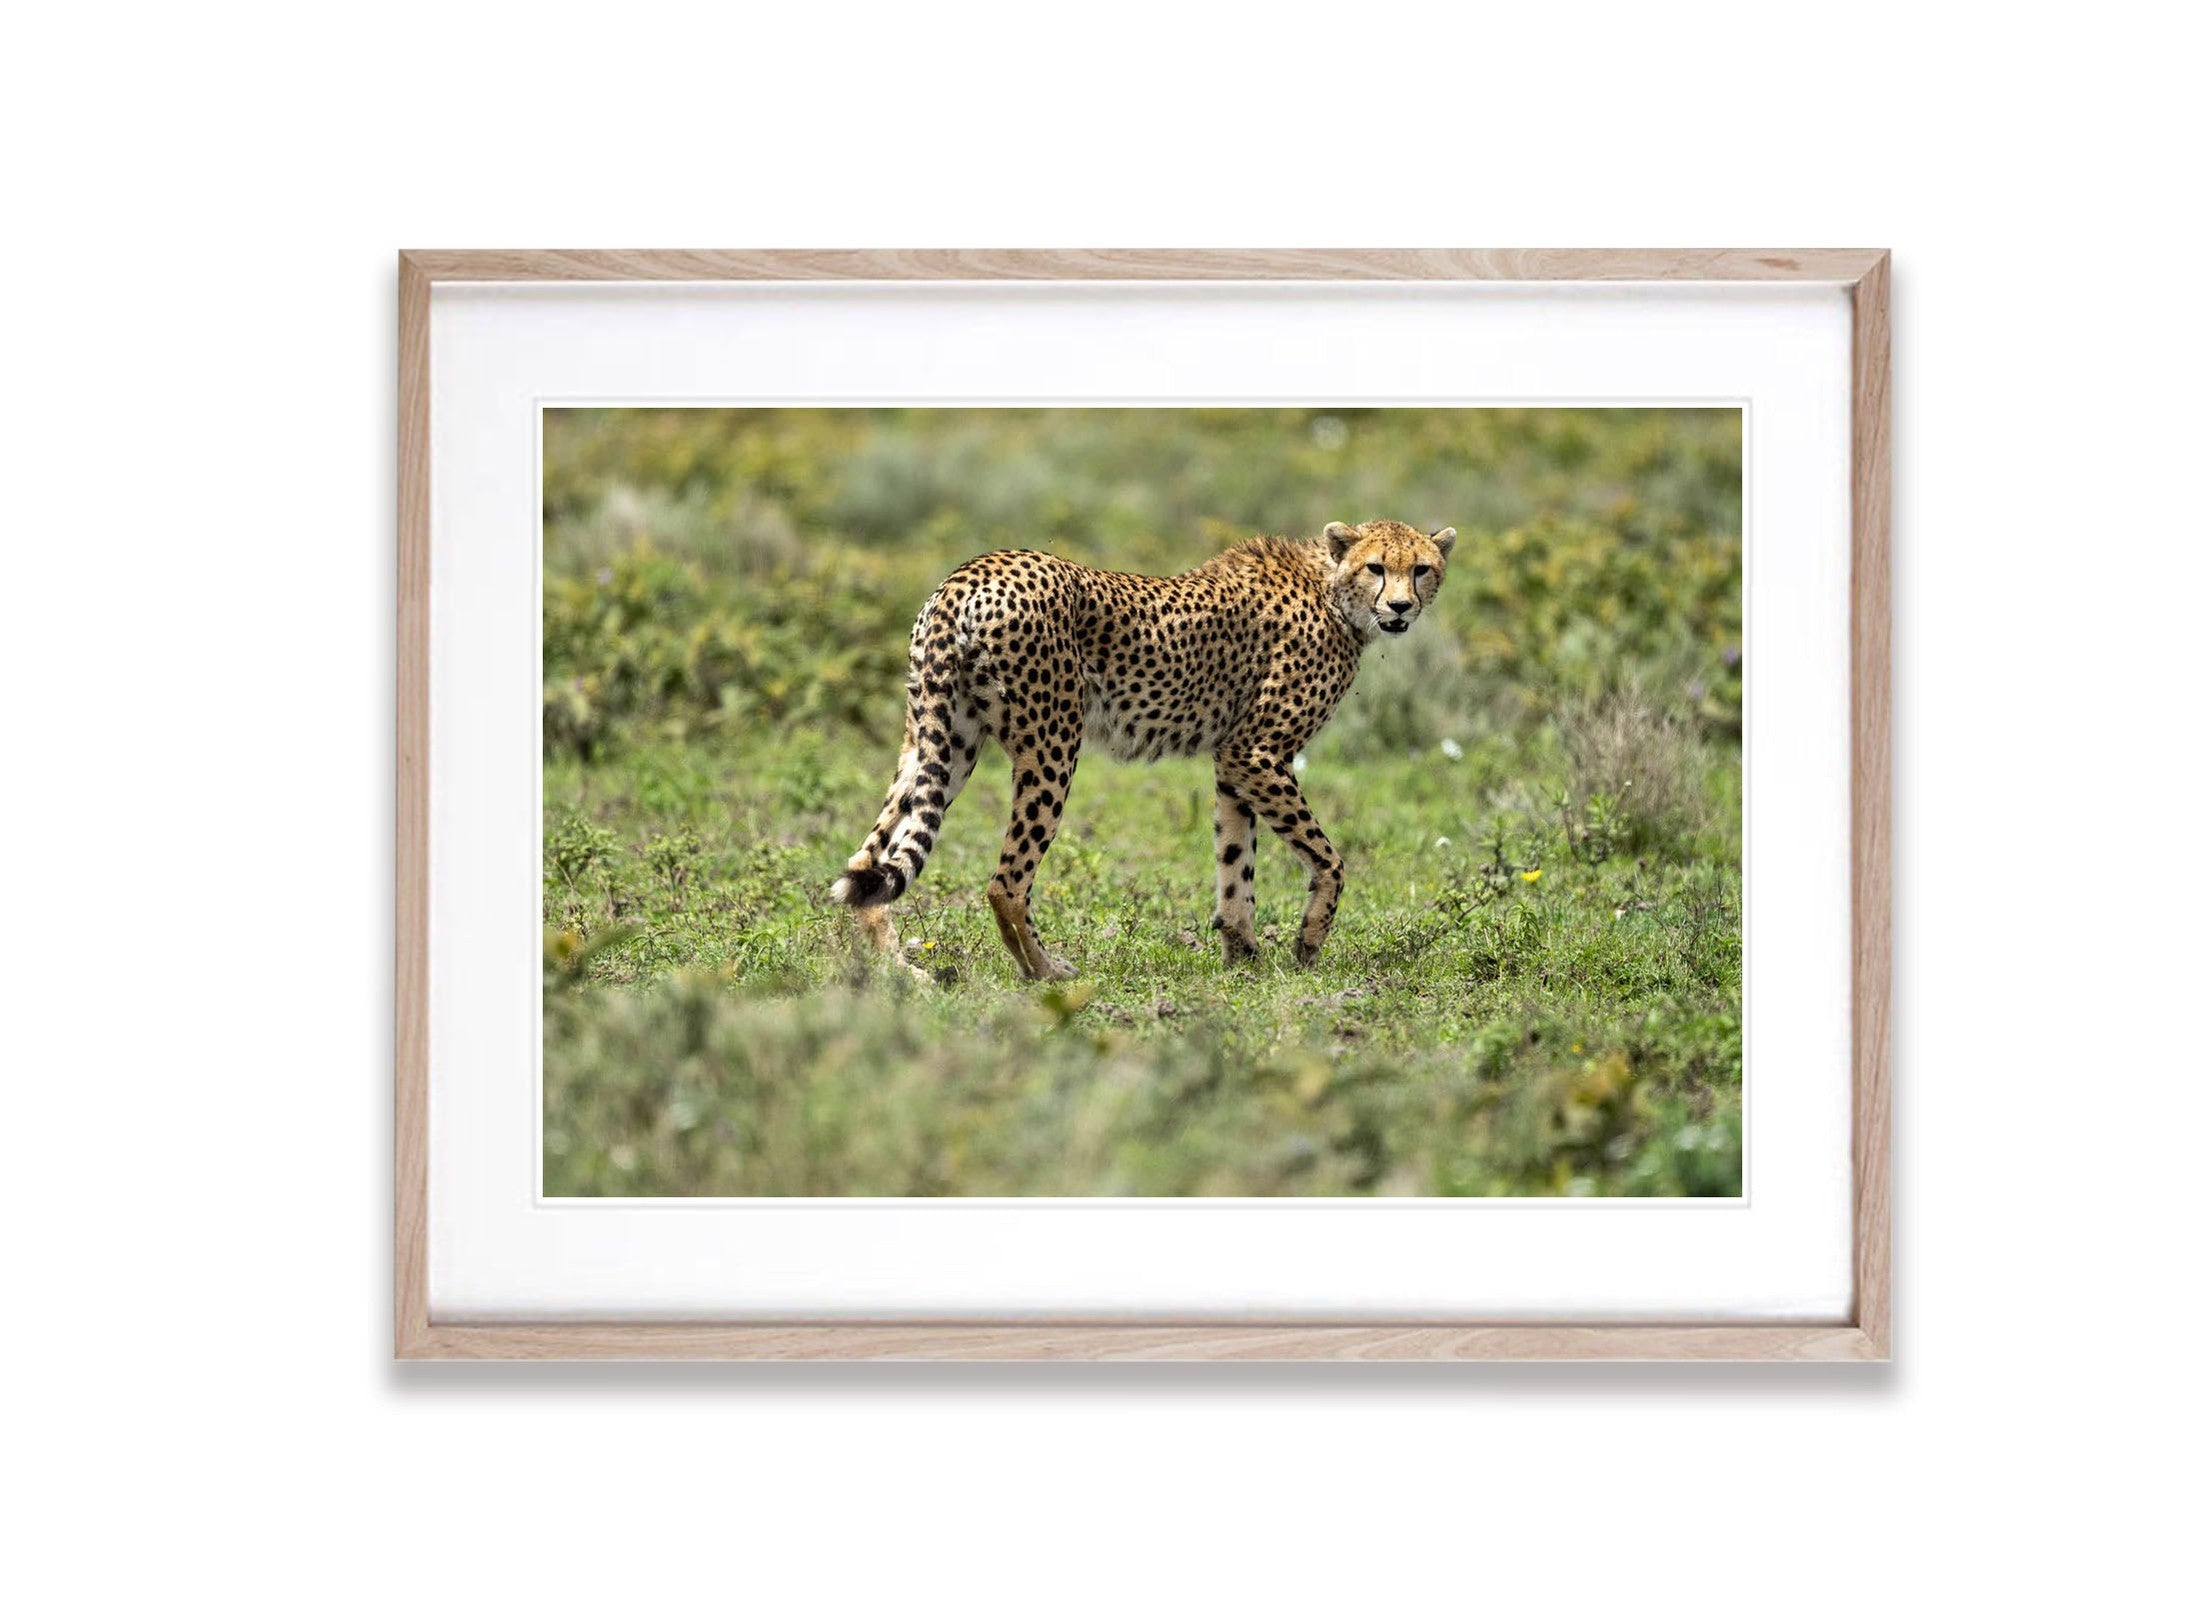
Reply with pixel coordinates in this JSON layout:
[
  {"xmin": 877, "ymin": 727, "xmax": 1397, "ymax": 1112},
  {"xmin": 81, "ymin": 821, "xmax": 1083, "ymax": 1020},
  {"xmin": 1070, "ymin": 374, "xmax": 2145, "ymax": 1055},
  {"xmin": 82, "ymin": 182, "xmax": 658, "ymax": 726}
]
[{"xmin": 1387, "ymin": 600, "xmax": 1413, "ymax": 614}]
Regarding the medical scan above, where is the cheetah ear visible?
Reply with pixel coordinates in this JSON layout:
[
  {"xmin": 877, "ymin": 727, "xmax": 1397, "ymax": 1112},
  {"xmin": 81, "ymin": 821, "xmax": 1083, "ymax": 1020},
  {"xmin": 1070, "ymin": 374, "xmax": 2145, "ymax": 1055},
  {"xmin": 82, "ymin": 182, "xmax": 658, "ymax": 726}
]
[
  {"xmin": 1430, "ymin": 526, "xmax": 1458, "ymax": 556},
  {"xmin": 1323, "ymin": 521, "xmax": 1357, "ymax": 562}
]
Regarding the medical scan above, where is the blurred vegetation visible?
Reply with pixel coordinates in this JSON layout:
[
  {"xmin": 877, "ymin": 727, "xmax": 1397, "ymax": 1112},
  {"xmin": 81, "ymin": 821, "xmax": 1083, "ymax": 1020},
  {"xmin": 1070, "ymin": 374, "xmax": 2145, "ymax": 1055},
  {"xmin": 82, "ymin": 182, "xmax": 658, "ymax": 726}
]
[{"xmin": 544, "ymin": 408, "xmax": 1743, "ymax": 1197}]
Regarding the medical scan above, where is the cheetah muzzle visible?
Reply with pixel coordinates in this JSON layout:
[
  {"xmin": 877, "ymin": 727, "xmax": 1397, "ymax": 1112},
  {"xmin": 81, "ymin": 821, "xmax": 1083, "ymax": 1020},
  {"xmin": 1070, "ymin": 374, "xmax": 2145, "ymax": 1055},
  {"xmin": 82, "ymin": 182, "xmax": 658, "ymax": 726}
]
[{"xmin": 831, "ymin": 518, "xmax": 1457, "ymax": 980}]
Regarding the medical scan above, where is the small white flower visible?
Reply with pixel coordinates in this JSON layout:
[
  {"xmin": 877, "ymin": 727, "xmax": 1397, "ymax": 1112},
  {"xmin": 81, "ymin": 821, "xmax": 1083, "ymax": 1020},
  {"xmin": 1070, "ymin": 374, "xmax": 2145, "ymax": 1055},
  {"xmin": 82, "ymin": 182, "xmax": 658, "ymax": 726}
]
[
  {"xmin": 1435, "ymin": 836, "xmax": 1452, "ymax": 849},
  {"xmin": 1291, "ymin": 754, "xmax": 1308, "ymax": 774},
  {"xmin": 1440, "ymin": 738, "xmax": 1463, "ymax": 760}
]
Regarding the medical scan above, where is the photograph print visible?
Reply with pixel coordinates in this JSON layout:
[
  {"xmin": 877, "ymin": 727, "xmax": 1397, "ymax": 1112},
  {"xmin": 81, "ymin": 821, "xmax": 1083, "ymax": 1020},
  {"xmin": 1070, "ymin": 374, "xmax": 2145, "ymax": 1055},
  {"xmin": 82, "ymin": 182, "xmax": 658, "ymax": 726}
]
[{"xmin": 542, "ymin": 406, "xmax": 1743, "ymax": 1198}]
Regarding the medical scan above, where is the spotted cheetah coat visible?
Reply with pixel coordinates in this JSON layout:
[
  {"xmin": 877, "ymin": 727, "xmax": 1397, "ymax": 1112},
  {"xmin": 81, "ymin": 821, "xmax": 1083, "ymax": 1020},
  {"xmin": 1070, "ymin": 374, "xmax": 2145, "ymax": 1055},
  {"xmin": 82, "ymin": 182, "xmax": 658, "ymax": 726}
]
[{"xmin": 832, "ymin": 519, "xmax": 1455, "ymax": 979}]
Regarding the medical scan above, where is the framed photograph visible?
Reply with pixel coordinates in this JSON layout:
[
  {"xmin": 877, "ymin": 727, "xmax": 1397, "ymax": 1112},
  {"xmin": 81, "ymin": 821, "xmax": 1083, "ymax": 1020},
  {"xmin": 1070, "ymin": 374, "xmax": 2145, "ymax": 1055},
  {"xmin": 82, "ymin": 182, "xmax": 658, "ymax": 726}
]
[{"xmin": 397, "ymin": 249, "xmax": 1889, "ymax": 1359}]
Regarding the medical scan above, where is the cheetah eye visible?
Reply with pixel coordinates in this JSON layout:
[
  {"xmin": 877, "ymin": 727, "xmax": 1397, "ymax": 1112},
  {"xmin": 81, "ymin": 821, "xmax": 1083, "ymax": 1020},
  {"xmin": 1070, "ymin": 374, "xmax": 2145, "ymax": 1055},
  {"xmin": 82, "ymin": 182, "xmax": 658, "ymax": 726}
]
[
  {"xmin": 1364, "ymin": 563, "xmax": 1384, "ymax": 578},
  {"xmin": 1412, "ymin": 563, "xmax": 1431, "ymax": 578}
]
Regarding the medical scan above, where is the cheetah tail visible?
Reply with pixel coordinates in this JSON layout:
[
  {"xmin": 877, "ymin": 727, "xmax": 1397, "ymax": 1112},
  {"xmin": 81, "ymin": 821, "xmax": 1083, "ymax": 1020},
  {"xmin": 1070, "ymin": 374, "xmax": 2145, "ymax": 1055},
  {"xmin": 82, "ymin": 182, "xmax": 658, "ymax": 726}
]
[
  {"xmin": 830, "ymin": 859, "xmax": 906, "ymax": 910},
  {"xmin": 832, "ymin": 736, "xmax": 948, "ymax": 910},
  {"xmin": 832, "ymin": 619, "xmax": 964, "ymax": 912}
]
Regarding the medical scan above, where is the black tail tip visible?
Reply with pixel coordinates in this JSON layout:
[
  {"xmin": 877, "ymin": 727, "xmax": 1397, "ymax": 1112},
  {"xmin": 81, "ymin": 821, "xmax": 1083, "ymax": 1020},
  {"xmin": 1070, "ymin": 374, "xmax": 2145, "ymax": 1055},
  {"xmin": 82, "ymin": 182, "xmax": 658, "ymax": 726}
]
[{"xmin": 832, "ymin": 862, "xmax": 906, "ymax": 909}]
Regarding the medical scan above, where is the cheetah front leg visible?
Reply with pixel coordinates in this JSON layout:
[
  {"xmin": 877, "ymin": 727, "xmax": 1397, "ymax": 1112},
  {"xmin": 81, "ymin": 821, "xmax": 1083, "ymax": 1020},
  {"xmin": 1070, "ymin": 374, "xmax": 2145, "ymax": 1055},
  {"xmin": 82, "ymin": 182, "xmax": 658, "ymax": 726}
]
[
  {"xmin": 1217, "ymin": 746, "xmax": 1345, "ymax": 969},
  {"xmin": 1210, "ymin": 770, "xmax": 1259, "ymax": 966}
]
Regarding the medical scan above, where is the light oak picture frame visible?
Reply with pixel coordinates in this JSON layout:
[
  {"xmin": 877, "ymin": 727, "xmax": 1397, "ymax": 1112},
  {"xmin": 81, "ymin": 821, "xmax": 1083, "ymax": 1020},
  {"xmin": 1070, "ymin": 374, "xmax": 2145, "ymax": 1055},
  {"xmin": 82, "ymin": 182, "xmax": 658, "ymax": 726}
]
[{"xmin": 396, "ymin": 248, "xmax": 1890, "ymax": 1360}]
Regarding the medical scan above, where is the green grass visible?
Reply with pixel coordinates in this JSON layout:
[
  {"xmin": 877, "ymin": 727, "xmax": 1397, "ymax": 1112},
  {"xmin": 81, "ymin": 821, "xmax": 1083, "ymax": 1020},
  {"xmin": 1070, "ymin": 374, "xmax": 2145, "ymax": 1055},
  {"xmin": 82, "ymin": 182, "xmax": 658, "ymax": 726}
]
[{"xmin": 543, "ymin": 407, "xmax": 1743, "ymax": 1198}]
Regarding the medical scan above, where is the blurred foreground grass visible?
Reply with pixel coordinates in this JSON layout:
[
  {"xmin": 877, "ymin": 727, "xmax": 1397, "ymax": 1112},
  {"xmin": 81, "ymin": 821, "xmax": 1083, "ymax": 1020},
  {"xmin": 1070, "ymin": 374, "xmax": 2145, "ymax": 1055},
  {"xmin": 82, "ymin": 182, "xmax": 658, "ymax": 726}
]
[{"xmin": 544, "ymin": 408, "xmax": 1744, "ymax": 1197}]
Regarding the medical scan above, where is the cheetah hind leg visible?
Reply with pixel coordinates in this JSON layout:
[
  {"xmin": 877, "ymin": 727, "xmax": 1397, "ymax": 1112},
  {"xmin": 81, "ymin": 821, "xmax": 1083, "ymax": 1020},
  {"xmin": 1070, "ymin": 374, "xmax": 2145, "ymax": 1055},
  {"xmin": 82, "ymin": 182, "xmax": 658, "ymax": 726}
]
[
  {"xmin": 986, "ymin": 742, "xmax": 1080, "ymax": 982},
  {"xmin": 987, "ymin": 887, "xmax": 1075, "ymax": 982},
  {"xmin": 850, "ymin": 903, "xmax": 932, "ymax": 985}
]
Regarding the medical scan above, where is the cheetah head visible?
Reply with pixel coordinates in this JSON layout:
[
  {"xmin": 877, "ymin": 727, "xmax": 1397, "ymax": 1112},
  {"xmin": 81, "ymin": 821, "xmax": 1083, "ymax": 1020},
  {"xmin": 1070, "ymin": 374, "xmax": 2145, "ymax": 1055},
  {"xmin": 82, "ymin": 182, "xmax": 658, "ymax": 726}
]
[{"xmin": 1322, "ymin": 519, "xmax": 1457, "ymax": 639}]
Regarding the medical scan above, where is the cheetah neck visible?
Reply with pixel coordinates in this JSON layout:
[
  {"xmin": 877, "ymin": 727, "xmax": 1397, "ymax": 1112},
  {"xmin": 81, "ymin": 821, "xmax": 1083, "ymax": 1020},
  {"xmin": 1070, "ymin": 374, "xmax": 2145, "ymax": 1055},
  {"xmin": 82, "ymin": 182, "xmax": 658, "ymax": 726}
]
[
  {"xmin": 1314, "ymin": 570, "xmax": 1372, "ymax": 653},
  {"xmin": 1200, "ymin": 536, "xmax": 1367, "ymax": 656}
]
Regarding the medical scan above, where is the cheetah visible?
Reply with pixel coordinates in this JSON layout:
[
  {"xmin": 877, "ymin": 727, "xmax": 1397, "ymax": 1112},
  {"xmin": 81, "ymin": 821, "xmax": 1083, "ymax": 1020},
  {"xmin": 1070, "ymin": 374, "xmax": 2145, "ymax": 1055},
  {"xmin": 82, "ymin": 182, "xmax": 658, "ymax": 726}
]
[{"xmin": 830, "ymin": 519, "xmax": 1456, "ymax": 980}]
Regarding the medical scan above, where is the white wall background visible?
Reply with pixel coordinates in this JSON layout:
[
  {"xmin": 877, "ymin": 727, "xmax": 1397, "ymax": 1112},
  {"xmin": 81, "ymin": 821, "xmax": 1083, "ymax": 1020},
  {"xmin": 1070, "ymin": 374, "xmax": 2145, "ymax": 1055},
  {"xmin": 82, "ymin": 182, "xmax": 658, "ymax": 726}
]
[{"xmin": 6, "ymin": 3, "xmax": 2193, "ymax": 1593}]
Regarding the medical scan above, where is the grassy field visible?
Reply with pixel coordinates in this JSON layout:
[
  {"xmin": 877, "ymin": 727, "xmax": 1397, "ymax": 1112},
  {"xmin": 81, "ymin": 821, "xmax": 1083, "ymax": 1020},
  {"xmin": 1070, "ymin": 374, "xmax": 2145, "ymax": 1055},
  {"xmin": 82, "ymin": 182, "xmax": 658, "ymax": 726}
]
[{"xmin": 543, "ymin": 407, "xmax": 1744, "ymax": 1197}]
